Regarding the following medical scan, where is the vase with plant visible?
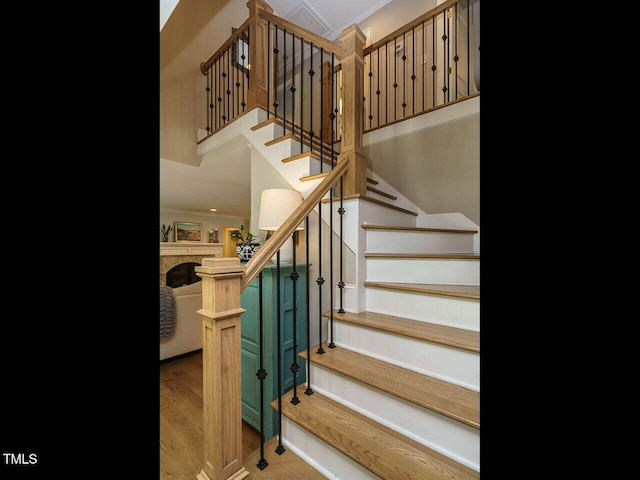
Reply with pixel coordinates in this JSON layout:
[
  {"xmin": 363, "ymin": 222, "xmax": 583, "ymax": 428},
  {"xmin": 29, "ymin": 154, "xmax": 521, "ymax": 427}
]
[
  {"xmin": 161, "ymin": 224, "xmax": 173, "ymax": 242},
  {"xmin": 231, "ymin": 224, "xmax": 261, "ymax": 260}
]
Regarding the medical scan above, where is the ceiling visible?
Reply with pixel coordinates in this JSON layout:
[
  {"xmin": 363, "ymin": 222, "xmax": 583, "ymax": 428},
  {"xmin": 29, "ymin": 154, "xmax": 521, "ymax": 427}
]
[{"xmin": 160, "ymin": 0, "xmax": 391, "ymax": 217}]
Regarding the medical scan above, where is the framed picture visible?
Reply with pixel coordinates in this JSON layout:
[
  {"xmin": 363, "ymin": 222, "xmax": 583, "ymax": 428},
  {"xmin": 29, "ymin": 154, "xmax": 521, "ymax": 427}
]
[
  {"xmin": 174, "ymin": 222, "xmax": 202, "ymax": 243},
  {"xmin": 232, "ymin": 28, "xmax": 249, "ymax": 75}
]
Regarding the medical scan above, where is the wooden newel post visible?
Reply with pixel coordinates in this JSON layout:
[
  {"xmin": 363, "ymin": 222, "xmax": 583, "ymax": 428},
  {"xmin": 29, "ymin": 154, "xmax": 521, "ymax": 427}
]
[
  {"xmin": 322, "ymin": 60, "xmax": 334, "ymax": 143},
  {"xmin": 337, "ymin": 24, "xmax": 367, "ymax": 197},
  {"xmin": 245, "ymin": 0, "xmax": 273, "ymax": 112},
  {"xmin": 195, "ymin": 257, "xmax": 249, "ymax": 480}
]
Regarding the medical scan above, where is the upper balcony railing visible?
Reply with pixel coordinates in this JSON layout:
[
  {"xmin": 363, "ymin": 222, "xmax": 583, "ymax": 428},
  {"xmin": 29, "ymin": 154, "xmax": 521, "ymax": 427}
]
[
  {"xmin": 363, "ymin": 0, "xmax": 480, "ymax": 133},
  {"xmin": 199, "ymin": 0, "xmax": 479, "ymax": 147}
]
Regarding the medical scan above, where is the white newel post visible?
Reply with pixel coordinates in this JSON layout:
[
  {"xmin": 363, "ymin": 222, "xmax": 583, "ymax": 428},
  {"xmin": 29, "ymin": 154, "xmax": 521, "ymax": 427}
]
[{"xmin": 195, "ymin": 257, "xmax": 249, "ymax": 480}]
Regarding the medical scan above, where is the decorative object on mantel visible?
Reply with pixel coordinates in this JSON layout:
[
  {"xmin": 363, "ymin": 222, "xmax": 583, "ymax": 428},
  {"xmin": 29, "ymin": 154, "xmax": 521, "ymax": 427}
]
[
  {"xmin": 160, "ymin": 224, "xmax": 174, "ymax": 242},
  {"xmin": 258, "ymin": 188, "xmax": 303, "ymax": 263},
  {"xmin": 231, "ymin": 224, "xmax": 260, "ymax": 261},
  {"xmin": 213, "ymin": 228, "xmax": 219, "ymax": 243}
]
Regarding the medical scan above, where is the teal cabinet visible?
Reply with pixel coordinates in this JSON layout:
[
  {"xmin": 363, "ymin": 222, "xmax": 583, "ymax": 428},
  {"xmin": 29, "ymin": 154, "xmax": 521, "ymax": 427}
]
[{"xmin": 241, "ymin": 263, "xmax": 309, "ymax": 441}]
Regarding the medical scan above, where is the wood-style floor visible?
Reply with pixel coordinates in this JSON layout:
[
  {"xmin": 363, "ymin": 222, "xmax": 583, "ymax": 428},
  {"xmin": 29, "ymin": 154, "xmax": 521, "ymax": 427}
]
[
  {"xmin": 160, "ymin": 350, "xmax": 258, "ymax": 479},
  {"xmin": 160, "ymin": 350, "xmax": 326, "ymax": 480}
]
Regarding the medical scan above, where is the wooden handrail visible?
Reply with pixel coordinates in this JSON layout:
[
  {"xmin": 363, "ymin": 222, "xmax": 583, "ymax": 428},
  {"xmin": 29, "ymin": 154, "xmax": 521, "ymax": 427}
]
[
  {"xmin": 242, "ymin": 159, "xmax": 348, "ymax": 291},
  {"xmin": 200, "ymin": 16, "xmax": 252, "ymax": 74},
  {"xmin": 258, "ymin": 10, "xmax": 342, "ymax": 59},
  {"xmin": 363, "ymin": 0, "xmax": 458, "ymax": 57}
]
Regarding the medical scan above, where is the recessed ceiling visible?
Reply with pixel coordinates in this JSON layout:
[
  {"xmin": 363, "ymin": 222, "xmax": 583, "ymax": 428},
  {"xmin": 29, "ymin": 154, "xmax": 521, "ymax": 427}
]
[{"xmin": 285, "ymin": 1, "xmax": 330, "ymax": 37}]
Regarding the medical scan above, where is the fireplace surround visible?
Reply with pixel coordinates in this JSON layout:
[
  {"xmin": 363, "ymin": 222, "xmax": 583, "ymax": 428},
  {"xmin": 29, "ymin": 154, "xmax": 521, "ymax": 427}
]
[{"xmin": 159, "ymin": 242, "xmax": 223, "ymax": 286}]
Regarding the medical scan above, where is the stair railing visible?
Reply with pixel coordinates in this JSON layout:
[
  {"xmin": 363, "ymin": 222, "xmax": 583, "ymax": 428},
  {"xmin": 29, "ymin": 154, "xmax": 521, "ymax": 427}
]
[
  {"xmin": 363, "ymin": 0, "xmax": 480, "ymax": 133},
  {"xmin": 195, "ymin": 146, "xmax": 349, "ymax": 480},
  {"xmin": 194, "ymin": 1, "xmax": 479, "ymax": 479},
  {"xmin": 243, "ymin": 160, "xmax": 348, "ymax": 290}
]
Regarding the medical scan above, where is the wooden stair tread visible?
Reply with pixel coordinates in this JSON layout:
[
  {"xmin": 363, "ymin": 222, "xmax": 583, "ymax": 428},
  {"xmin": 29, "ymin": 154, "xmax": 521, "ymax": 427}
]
[
  {"xmin": 282, "ymin": 151, "xmax": 321, "ymax": 163},
  {"xmin": 321, "ymin": 194, "xmax": 418, "ymax": 216},
  {"xmin": 366, "ymin": 184, "xmax": 397, "ymax": 200},
  {"xmin": 251, "ymin": 117, "xmax": 280, "ymax": 131},
  {"xmin": 301, "ymin": 342, "xmax": 479, "ymax": 428},
  {"xmin": 271, "ymin": 388, "xmax": 479, "ymax": 480},
  {"xmin": 243, "ymin": 435, "xmax": 327, "ymax": 479},
  {"xmin": 322, "ymin": 309, "xmax": 479, "ymax": 353},
  {"xmin": 265, "ymin": 133, "xmax": 296, "ymax": 146},
  {"xmin": 361, "ymin": 224, "xmax": 478, "ymax": 234},
  {"xmin": 255, "ymin": 116, "xmax": 341, "ymax": 157},
  {"xmin": 364, "ymin": 252, "xmax": 479, "ymax": 259},
  {"xmin": 300, "ymin": 171, "xmax": 329, "ymax": 182},
  {"xmin": 364, "ymin": 282, "xmax": 480, "ymax": 299},
  {"xmin": 301, "ymin": 172, "xmax": 378, "ymax": 185},
  {"xmin": 283, "ymin": 151, "xmax": 337, "ymax": 168}
]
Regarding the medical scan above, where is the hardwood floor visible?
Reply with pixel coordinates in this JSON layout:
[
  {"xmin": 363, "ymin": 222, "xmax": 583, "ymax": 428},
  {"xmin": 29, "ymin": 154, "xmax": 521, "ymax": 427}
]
[
  {"xmin": 160, "ymin": 350, "xmax": 326, "ymax": 479},
  {"xmin": 160, "ymin": 350, "xmax": 260, "ymax": 480}
]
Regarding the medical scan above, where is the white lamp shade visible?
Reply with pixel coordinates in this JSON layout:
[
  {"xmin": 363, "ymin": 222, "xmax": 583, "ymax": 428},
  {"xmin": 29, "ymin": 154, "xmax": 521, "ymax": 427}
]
[{"xmin": 258, "ymin": 189, "xmax": 304, "ymax": 231}]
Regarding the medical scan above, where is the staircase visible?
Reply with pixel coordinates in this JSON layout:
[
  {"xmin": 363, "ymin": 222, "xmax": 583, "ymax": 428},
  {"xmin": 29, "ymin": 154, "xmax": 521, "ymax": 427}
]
[
  {"xmin": 267, "ymin": 117, "xmax": 480, "ymax": 479},
  {"xmin": 197, "ymin": 105, "xmax": 480, "ymax": 480},
  {"xmin": 273, "ymin": 223, "xmax": 480, "ymax": 480}
]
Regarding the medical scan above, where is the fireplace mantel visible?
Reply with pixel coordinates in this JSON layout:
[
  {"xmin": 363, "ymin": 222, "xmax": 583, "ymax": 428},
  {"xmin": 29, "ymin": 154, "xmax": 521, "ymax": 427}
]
[{"xmin": 160, "ymin": 242, "xmax": 224, "ymax": 257}]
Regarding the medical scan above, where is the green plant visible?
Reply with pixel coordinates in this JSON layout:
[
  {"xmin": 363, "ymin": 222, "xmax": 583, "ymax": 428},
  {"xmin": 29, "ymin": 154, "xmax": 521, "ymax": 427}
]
[
  {"xmin": 230, "ymin": 224, "xmax": 259, "ymax": 243},
  {"xmin": 160, "ymin": 224, "xmax": 173, "ymax": 241}
]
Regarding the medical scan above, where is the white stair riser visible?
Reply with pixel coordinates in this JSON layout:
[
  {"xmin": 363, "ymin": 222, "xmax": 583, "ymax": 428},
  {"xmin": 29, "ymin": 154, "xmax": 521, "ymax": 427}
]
[
  {"xmin": 366, "ymin": 287, "xmax": 479, "ymax": 331},
  {"xmin": 281, "ymin": 417, "xmax": 379, "ymax": 480},
  {"xmin": 308, "ymin": 156, "xmax": 334, "ymax": 176},
  {"xmin": 250, "ymin": 122, "xmax": 280, "ymax": 145},
  {"xmin": 366, "ymin": 257, "xmax": 479, "ymax": 285},
  {"xmin": 365, "ymin": 230, "xmax": 474, "ymax": 253},
  {"xmin": 266, "ymin": 137, "xmax": 301, "ymax": 159},
  {"xmin": 309, "ymin": 365, "xmax": 480, "ymax": 471},
  {"xmin": 333, "ymin": 321, "xmax": 479, "ymax": 391},
  {"xmin": 286, "ymin": 155, "xmax": 333, "ymax": 178},
  {"xmin": 283, "ymin": 155, "xmax": 316, "ymax": 181}
]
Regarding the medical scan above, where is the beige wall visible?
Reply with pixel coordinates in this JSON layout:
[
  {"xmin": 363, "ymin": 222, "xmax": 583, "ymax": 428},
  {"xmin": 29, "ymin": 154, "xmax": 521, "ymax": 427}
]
[
  {"xmin": 357, "ymin": 0, "xmax": 436, "ymax": 44},
  {"xmin": 364, "ymin": 112, "xmax": 479, "ymax": 226},
  {"xmin": 160, "ymin": 0, "xmax": 245, "ymax": 165}
]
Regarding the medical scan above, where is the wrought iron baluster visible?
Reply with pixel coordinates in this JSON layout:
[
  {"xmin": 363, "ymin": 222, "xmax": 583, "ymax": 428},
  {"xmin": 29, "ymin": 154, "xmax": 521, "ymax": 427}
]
[
  {"xmin": 275, "ymin": 251, "xmax": 285, "ymax": 455},
  {"xmin": 290, "ymin": 233, "xmax": 301, "ymax": 403},
  {"xmin": 305, "ymin": 216, "xmax": 313, "ymax": 396},
  {"xmin": 256, "ymin": 272, "xmax": 268, "ymax": 470}
]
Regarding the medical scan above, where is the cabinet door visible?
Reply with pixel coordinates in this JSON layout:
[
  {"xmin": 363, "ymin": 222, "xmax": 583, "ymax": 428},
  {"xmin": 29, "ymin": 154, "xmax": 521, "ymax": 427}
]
[
  {"xmin": 277, "ymin": 271, "xmax": 307, "ymax": 395},
  {"xmin": 240, "ymin": 282, "xmax": 262, "ymax": 432},
  {"xmin": 241, "ymin": 266, "xmax": 308, "ymax": 441}
]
